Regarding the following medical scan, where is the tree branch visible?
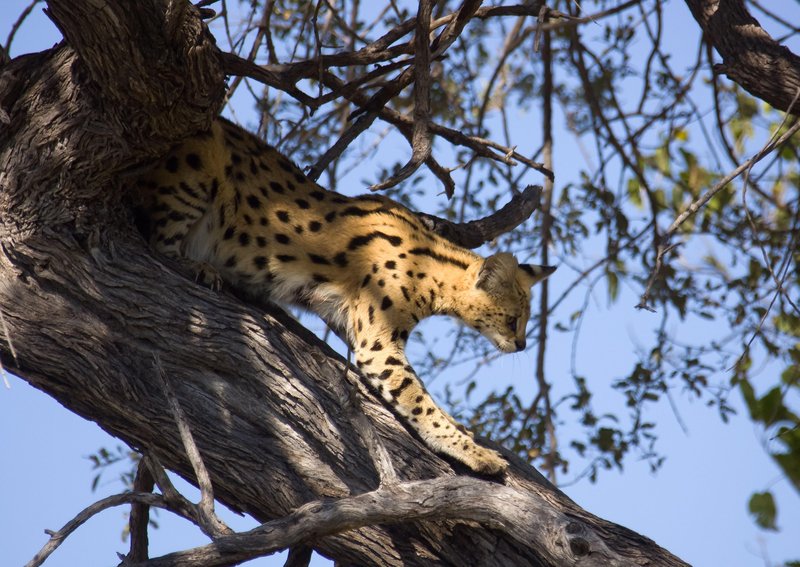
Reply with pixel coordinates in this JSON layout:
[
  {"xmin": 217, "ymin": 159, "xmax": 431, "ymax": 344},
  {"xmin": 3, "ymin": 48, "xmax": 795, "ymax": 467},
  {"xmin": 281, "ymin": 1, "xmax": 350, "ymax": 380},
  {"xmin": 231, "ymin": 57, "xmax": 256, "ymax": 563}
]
[
  {"xmin": 126, "ymin": 476, "xmax": 658, "ymax": 567},
  {"xmin": 417, "ymin": 185, "xmax": 543, "ymax": 249},
  {"xmin": 685, "ymin": 0, "xmax": 800, "ymax": 114}
]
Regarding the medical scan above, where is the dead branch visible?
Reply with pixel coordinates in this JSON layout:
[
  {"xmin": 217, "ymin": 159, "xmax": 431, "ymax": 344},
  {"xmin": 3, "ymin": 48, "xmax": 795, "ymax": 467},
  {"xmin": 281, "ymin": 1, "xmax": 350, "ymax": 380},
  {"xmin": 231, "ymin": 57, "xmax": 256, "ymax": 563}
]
[
  {"xmin": 368, "ymin": 0, "xmax": 434, "ymax": 191},
  {"xmin": 128, "ymin": 458, "xmax": 156, "ymax": 562},
  {"xmin": 418, "ymin": 185, "xmax": 543, "ymax": 249},
  {"xmin": 154, "ymin": 354, "xmax": 232, "ymax": 538}
]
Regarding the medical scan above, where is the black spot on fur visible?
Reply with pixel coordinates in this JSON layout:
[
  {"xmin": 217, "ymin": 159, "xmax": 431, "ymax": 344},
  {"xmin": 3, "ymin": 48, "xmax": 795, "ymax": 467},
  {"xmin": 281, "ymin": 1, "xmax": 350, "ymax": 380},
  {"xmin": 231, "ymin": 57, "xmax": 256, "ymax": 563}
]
[
  {"xmin": 385, "ymin": 356, "xmax": 403, "ymax": 366},
  {"xmin": 276, "ymin": 210, "xmax": 290, "ymax": 223},
  {"xmin": 370, "ymin": 340, "xmax": 383, "ymax": 351},
  {"xmin": 409, "ymin": 248, "xmax": 469, "ymax": 269},
  {"xmin": 368, "ymin": 305, "xmax": 375, "ymax": 324},
  {"xmin": 385, "ymin": 260, "xmax": 396, "ymax": 269},
  {"xmin": 381, "ymin": 296, "xmax": 393, "ymax": 310},
  {"xmin": 295, "ymin": 199, "xmax": 310, "ymax": 209},
  {"xmin": 389, "ymin": 377, "xmax": 413, "ymax": 398},
  {"xmin": 309, "ymin": 220, "xmax": 322, "ymax": 232},
  {"xmin": 186, "ymin": 153, "xmax": 202, "ymax": 170},
  {"xmin": 313, "ymin": 274, "xmax": 330, "ymax": 283},
  {"xmin": 378, "ymin": 369, "xmax": 393, "ymax": 380},
  {"xmin": 224, "ymin": 255, "xmax": 237, "ymax": 267},
  {"xmin": 238, "ymin": 232, "xmax": 251, "ymax": 246},
  {"xmin": 223, "ymin": 227, "xmax": 235, "ymax": 240},
  {"xmin": 278, "ymin": 158, "xmax": 294, "ymax": 173},
  {"xmin": 324, "ymin": 211, "xmax": 337, "ymax": 222},
  {"xmin": 253, "ymin": 256, "xmax": 267, "ymax": 269},
  {"xmin": 256, "ymin": 236, "xmax": 267, "ymax": 247},
  {"xmin": 269, "ymin": 181, "xmax": 285, "ymax": 194},
  {"xmin": 247, "ymin": 195, "xmax": 261, "ymax": 209},
  {"xmin": 361, "ymin": 275, "xmax": 372, "ymax": 288},
  {"xmin": 341, "ymin": 206, "xmax": 371, "ymax": 217},
  {"xmin": 165, "ymin": 156, "xmax": 179, "ymax": 172},
  {"xmin": 309, "ymin": 190, "xmax": 326, "ymax": 201},
  {"xmin": 309, "ymin": 253, "xmax": 330, "ymax": 265},
  {"xmin": 333, "ymin": 252, "xmax": 348, "ymax": 267},
  {"xmin": 275, "ymin": 233, "xmax": 290, "ymax": 244},
  {"xmin": 400, "ymin": 286, "xmax": 410, "ymax": 301},
  {"xmin": 276, "ymin": 254, "xmax": 296, "ymax": 262}
]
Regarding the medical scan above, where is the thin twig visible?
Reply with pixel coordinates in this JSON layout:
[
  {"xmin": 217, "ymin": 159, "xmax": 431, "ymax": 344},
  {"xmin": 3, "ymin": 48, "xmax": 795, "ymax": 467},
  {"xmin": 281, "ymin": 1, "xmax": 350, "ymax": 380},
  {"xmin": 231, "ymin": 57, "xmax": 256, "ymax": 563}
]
[
  {"xmin": 534, "ymin": 18, "xmax": 557, "ymax": 483},
  {"xmin": 340, "ymin": 349, "xmax": 398, "ymax": 485},
  {"xmin": 369, "ymin": 0, "xmax": 434, "ymax": 191},
  {"xmin": 741, "ymin": 89, "xmax": 800, "ymax": 317},
  {"xmin": 637, "ymin": 115, "xmax": 800, "ymax": 310},
  {"xmin": 153, "ymin": 354, "xmax": 232, "ymax": 538},
  {"xmin": 25, "ymin": 492, "xmax": 186, "ymax": 567}
]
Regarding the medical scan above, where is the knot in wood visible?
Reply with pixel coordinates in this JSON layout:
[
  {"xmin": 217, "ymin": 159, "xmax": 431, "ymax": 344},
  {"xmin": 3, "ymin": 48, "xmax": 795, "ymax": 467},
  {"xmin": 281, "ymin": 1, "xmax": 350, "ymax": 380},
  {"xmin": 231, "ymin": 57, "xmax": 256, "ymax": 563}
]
[
  {"xmin": 565, "ymin": 520, "xmax": 584, "ymax": 535},
  {"xmin": 569, "ymin": 537, "xmax": 591, "ymax": 557}
]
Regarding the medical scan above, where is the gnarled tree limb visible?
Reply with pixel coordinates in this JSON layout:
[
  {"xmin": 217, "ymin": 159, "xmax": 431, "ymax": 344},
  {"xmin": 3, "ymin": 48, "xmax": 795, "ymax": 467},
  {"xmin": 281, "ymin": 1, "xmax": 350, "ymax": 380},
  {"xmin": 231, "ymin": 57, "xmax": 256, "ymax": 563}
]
[{"xmin": 685, "ymin": 0, "xmax": 800, "ymax": 115}]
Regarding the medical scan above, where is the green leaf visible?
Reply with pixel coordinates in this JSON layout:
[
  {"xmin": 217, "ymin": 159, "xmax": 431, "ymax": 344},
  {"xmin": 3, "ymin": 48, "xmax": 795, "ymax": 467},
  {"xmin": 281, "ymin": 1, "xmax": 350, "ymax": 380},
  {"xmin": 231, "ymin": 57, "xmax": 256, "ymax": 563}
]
[
  {"xmin": 607, "ymin": 271, "xmax": 619, "ymax": 303},
  {"xmin": 748, "ymin": 491, "xmax": 778, "ymax": 531}
]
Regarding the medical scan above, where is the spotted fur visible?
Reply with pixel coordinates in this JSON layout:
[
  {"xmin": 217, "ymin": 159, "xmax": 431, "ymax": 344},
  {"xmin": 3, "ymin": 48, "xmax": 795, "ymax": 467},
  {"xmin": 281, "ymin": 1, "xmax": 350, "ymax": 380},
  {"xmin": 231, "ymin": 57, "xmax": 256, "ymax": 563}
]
[{"xmin": 133, "ymin": 118, "xmax": 555, "ymax": 474}]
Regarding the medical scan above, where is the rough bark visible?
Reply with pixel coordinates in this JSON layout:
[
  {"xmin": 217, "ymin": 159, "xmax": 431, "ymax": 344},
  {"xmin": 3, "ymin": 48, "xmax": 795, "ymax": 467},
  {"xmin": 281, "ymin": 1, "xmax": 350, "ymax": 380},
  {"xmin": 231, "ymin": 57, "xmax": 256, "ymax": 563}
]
[
  {"xmin": 1, "ymin": 1, "xmax": 689, "ymax": 565},
  {"xmin": 684, "ymin": 0, "xmax": 800, "ymax": 114}
]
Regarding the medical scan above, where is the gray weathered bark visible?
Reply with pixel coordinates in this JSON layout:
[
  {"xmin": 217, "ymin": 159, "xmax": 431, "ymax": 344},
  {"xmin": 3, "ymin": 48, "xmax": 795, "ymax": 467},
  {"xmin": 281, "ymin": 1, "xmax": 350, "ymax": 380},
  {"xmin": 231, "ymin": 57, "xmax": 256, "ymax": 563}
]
[{"xmin": 0, "ymin": 1, "xmax": 690, "ymax": 565}]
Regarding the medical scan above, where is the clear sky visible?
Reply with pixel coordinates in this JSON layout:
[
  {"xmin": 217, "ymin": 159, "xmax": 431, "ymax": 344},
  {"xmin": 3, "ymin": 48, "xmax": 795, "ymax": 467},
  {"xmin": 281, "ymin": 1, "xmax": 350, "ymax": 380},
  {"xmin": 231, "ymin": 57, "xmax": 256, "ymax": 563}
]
[{"xmin": 1, "ymin": 2, "xmax": 798, "ymax": 567}]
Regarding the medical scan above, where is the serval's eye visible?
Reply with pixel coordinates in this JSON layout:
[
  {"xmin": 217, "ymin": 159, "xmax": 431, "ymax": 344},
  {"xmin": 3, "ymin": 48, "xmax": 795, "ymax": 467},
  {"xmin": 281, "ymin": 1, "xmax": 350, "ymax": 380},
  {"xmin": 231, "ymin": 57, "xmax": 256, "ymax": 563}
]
[{"xmin": 507, "ymin": 316, "xmax": 517, "ymax": 332}]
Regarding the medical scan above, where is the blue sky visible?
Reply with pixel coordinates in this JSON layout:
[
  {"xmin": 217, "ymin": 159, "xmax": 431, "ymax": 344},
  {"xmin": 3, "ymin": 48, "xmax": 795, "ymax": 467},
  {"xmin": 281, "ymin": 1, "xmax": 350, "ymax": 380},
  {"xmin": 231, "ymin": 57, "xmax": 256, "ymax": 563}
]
[{"xmin": 2, "ymin": 2, "xmax": 799, "ymax": 566}]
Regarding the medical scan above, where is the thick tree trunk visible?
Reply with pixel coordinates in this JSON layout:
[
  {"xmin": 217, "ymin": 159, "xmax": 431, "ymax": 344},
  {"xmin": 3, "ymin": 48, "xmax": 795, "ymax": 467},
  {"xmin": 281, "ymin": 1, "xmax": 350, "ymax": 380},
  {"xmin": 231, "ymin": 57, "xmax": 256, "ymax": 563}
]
[
  {"xmin": 1, "ymin": 1, "xmax": 689, "ymax": 565},
  {"xmin": 684, "ymin": 0, "xmax": 800, "ymax": 115}
]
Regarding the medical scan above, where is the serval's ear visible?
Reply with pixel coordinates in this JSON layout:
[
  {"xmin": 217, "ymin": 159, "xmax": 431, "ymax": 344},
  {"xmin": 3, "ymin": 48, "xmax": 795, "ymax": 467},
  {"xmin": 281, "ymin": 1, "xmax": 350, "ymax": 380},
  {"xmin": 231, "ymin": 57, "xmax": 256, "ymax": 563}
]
[
  {"xmin": 475, "ymin": 253, "xmax": 518, "ymax": 294},
  {"xmin": 518, "ymin": 263, "xmax": 557, "ymax": 287}
]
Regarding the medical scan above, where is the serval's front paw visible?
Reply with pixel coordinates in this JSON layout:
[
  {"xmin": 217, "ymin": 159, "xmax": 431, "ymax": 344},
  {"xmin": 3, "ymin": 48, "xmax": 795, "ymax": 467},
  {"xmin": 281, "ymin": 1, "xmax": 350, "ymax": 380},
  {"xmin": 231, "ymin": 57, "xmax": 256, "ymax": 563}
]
[
  {"xmin": 463, "ymin": 444, "xmax": 507, "ymax": 475},
  {"xmin": 193, "ymin": 262, "xmax": 223, "ymax": 291}
]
